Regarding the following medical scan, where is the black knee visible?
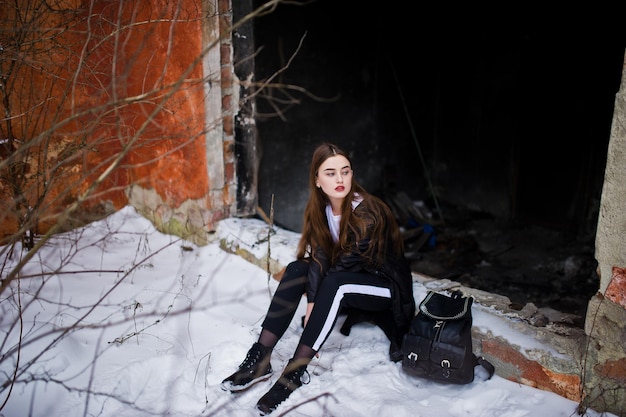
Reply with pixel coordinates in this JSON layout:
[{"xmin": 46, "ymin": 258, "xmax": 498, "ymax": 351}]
[{"xmin": 284, "ymin": 259, "xmax": 309, "ymax": 278}]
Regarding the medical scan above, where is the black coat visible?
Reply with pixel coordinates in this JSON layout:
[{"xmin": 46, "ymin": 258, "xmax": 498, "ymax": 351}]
[{"xmin": 305, "ymin": 202, "xmax": 416, "ymax": 334}]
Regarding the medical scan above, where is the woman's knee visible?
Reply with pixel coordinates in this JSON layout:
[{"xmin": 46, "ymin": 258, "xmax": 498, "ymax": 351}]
[
  {"xmin": 277, "ymin": 260, "xmax": 308, "ymax": 290},
  {"xmin": 318, "ymin": 273, "xmax": 342, "ymax": 293},
  {"xmin": 284, "ymin": 259, "xmax": 309, "ymax": 277}
]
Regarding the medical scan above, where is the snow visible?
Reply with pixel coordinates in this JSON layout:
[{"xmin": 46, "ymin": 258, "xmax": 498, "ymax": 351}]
[{"xmin": 0, "ymin": 206, "xmax": 614, "ymax": 417}]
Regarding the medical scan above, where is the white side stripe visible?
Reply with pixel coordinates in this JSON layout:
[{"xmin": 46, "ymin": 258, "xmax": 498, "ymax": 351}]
[{"xmin": 312, "ymin": 284, "xmax": 392, "ymax": 351}]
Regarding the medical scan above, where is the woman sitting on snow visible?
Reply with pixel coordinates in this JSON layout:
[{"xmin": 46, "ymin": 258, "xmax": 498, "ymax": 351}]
[{"xmin": 221, "ymin": 142, "xmax": 416, "ymax": 415}]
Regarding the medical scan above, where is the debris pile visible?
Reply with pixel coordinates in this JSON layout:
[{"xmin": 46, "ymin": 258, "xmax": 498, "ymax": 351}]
[{"xmin": 384, "ymin": 192, "xmax": 598, "ymax": 326}]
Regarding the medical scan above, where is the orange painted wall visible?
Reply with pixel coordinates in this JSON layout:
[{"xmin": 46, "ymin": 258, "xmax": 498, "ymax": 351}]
[
  {"xmin": 75, "ymin": 0, "xmax": 209, "ymax": 204},
  {"xmin": 0, "ymin": 0, "xmax": 211, "ymax": 236}
]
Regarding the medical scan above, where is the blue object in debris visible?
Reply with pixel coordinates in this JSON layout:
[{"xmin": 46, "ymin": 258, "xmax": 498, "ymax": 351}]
[
  {"xmin": 406, "ymin": 220, "xmax": 436, "ymax": 248},
  {"xmin": 423, "ymin": 224, "xmax": 436, "ymax": 247}
]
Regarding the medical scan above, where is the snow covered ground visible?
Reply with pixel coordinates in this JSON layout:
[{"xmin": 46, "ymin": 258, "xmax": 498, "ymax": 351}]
[{"xmin": 0, "ymin": 206, "xmax": 615, "ymax": 417}]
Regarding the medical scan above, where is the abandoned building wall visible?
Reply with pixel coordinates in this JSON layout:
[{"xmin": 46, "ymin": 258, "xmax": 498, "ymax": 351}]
[
  {"xmin": 2, "ymin": 1, "xmax": 625, "ymax": 413},
  {"xmin": 0, "ymin": 0, "xmax": 240, "ymax": 246},
  {"xmin": 126, "ymin": 0, "xmax": 239, "ymax": 245},
  {"xmin": 582, "ymin": 50, "xmax": 626, "ymax": 415},
  {"xmin": 594, "ymin": 51, "xmax": 626, "ymax": 298}
]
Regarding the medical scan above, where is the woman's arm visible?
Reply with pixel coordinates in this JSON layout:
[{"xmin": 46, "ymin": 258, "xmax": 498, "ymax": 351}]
[{"xmin": 306, "ymin": 248, "xmax": 330, "ymax": 302}]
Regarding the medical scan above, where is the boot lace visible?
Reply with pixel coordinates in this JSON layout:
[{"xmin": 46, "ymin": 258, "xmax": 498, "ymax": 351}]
[
  {"xmin": 240, "ymin": 343, "xmax": 265, "ymax": 371},
  {"xmin": 279, "ymin": 365, "xmax": 310, "ymax": 391}
]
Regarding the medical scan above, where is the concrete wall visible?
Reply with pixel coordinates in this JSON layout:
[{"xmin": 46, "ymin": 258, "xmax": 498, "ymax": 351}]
[
  {"xmin": 128, "ymin": 0, "xmax": 239, "ymax": 245},
  {"xmin": 582, "ymin": 50, "xmax": 626, "ymax": 416},
  {"xmin": 594, "ymin": 52, "xmax": 626, "ymax": 298}
]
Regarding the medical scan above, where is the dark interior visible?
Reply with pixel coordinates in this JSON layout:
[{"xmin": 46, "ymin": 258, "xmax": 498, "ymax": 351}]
[{"xmin": 249, "ymin": 1, "xmax": 625, "ymax": 321}]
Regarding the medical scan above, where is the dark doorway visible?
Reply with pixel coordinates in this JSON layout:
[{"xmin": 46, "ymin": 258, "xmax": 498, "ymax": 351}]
[{"xmin": 249, "ymin": 1, "xmax": 624, "ymax": 319}]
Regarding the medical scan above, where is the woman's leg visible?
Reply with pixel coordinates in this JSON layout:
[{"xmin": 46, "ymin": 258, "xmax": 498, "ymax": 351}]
[
  {"xmin": 258, "ymin": 259, "xmax": 309, "ymax": 348},
  {"xmin": 299, "ymin": 270, "xmax": 392, "ymax": 353},
  {"xmin": 221, "ymin": 259, "xmax": 308, "ymax": 392},
  {"xmin": 256, "ymin": 271, "xmax": 391, "ymax": 414}
]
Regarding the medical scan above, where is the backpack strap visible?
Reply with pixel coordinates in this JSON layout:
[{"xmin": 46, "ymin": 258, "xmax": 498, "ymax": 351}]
[{"xmin": 474, "ymin": 355, "xmax": 496, "ymax": 380}]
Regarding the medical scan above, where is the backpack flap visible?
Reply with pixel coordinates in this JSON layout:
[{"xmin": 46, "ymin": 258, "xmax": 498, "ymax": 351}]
[
  {"xmin": 401, "ymin": 333, "xmax": 432, "ymax": 377},
  {"xmin": 402, "ymin": 333, "xmax": 432, "ymax": 360},
  {"xmin": 437, "ymin": 314, "xmax": 473, "ymax": 345},
  {"xmin": 430, "ymin": 339, "xmax": 467, "ymax": 369},
  {"xmin": 419, "ymin": 290, "xmax": 473, "ymax": 320}
]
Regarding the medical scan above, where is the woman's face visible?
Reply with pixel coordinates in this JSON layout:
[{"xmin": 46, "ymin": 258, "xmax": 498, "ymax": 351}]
[{"xmin": 316, "ymin": 155, "xmax": 353, "ymax": 202}]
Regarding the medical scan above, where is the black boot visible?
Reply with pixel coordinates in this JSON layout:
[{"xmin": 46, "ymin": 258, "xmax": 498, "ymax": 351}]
[
  {"xmin": 221, "ymin": 342, "xmax": 273, "ymax": 392},
  {"xmin": 256, "ymin": 359, "xmax": 310, "ymax": 415}
]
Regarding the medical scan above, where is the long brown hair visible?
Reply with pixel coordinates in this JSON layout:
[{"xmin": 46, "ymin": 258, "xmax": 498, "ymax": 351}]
[{"xmin": 296, "ymin": 143, "xmax": 404, "ymax": 267}]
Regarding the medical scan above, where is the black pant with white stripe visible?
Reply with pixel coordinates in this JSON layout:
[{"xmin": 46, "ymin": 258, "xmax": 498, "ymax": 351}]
[{"xmin": 261, "ymin": 259, "xmax": 393, "ymax": 353}]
